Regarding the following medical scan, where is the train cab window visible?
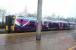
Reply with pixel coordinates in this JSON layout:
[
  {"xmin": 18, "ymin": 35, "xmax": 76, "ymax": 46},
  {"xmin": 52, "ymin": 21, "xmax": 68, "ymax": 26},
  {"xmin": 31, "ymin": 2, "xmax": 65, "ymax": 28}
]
[{"xmin": 30, "ymin": 21, "xmax": 35, "ymax": 24}]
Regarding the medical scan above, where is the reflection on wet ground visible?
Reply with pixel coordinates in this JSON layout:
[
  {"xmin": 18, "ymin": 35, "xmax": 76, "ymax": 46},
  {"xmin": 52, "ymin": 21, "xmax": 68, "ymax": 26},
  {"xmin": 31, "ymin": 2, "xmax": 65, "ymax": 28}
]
[{"xmin": 0, "ymin": 30, "xmax": 76, "ymax": 50}]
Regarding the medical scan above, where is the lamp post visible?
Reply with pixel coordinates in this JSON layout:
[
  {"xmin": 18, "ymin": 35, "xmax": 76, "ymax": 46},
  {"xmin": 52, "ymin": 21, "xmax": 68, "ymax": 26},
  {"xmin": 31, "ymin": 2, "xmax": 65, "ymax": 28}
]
[{"xmin": 36, "ymin": 0, "xmax": 42, "ymax": 40}]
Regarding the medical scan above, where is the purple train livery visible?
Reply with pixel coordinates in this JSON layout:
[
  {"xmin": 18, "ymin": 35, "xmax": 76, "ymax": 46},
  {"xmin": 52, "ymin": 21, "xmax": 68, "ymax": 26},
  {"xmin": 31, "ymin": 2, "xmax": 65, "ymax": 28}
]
[{"xmin": 14, "ymin": 16, "xmax": 72, "ymax": 32}]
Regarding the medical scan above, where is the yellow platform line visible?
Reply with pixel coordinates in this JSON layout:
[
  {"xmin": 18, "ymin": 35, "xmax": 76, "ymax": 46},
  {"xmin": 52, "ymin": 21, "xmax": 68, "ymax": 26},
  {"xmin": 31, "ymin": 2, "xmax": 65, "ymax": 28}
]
[{"xmin": 68, "ymin": 45, "xmax": 76, "ymax": 50}]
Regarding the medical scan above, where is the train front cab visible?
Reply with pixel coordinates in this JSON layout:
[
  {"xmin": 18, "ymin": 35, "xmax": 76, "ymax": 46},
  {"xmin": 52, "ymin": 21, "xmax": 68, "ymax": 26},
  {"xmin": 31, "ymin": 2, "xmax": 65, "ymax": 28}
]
[{"xmin": 5, "ymin": 15, "xmax": 16, "ymax": 33}]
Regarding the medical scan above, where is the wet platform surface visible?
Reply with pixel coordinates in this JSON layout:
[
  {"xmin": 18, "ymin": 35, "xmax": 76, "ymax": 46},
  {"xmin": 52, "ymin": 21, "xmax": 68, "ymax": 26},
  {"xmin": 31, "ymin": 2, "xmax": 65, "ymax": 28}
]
[{"xmin": 0, "ymin": 30, "xmax": 76, "ymax": 50}]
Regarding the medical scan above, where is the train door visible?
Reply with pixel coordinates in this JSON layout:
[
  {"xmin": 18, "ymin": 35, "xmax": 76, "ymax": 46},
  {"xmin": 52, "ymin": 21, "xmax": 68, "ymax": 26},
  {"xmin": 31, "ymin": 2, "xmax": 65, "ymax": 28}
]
[
  {"xmin": 59, "ymin": 22, "xmax": 63, "ymax": 30},
  {"xmin": 42, "ymin": 21, "xmax": 49, "ymax": 31}
]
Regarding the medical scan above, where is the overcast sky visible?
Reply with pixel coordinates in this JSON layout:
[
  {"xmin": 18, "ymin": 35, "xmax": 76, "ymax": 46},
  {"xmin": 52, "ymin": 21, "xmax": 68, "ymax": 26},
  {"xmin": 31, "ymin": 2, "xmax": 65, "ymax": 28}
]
[{"xmin": 0, "ymin": 0, "xmax": 76, "ymax": 18}]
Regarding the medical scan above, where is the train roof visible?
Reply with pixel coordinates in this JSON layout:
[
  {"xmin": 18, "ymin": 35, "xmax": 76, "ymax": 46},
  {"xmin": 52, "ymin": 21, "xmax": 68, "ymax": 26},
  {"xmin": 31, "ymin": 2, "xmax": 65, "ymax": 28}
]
[
  {"xmin": 16, "ymin": 16, "xmax": 71, "ymax": 23},
  {"xmin": 16, "ymin": 16, "xmax": 37, "ymax": 21},
  {"xmin": 69, "ymin": 22, "xmax": 76, "ymax": 25},
  {"xmin": 43, "ymin": 19, "xmax": 69, "ymax": 23},
  {"xmin": 26, "ymin": 17, "xmax": 37, "ymax": 21}
]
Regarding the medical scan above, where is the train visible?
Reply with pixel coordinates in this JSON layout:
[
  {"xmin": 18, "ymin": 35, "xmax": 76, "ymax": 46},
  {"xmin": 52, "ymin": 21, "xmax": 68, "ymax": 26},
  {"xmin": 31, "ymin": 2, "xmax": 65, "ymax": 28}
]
[{"xmin": 13, "ymin": 16, "xmax": 75, "ymax": 32}]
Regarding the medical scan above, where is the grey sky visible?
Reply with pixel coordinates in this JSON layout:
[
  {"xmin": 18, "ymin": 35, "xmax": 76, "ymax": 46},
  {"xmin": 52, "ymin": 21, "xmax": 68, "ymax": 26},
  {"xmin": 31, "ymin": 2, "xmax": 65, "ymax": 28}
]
[{"xmin": 0, "ymin": 0, "xmax": 76, "ymax": 18}]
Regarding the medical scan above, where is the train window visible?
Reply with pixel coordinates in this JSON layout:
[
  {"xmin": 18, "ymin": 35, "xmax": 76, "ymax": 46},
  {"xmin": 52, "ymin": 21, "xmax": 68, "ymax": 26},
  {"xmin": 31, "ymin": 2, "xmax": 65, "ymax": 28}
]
[
  {"xmin": 44, "ymin": 22, "xmax": 47, "ymax": 24},
  {"xmin": 30, "ymin": 21, "xmax": 35, "ymax": 23}
]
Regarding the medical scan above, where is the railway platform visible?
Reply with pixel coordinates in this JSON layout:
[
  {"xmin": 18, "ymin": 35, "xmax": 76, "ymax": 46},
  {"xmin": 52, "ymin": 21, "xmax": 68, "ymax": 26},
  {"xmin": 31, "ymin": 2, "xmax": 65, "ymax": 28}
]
[{"xmin": 0, "ymin": 30, "xmax": 76, "ymax": 50}]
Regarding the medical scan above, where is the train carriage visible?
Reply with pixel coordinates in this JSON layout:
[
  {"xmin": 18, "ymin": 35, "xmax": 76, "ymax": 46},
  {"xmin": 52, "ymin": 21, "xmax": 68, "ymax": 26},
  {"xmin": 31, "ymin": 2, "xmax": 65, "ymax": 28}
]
[{"xmin": 14, "ymin": 16, "xmax": 72, "ymax": 32}]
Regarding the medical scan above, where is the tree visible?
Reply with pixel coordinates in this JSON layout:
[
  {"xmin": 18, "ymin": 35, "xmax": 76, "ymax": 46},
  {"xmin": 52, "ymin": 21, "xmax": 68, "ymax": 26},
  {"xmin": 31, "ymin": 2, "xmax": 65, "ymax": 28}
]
[
  {"xmin": 27, "ymin": 13, "xmax": 37, "ymax": 17},
  {"xmin": 0, "ymin": 9, "xmax": 6, "ymax": 28}
]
